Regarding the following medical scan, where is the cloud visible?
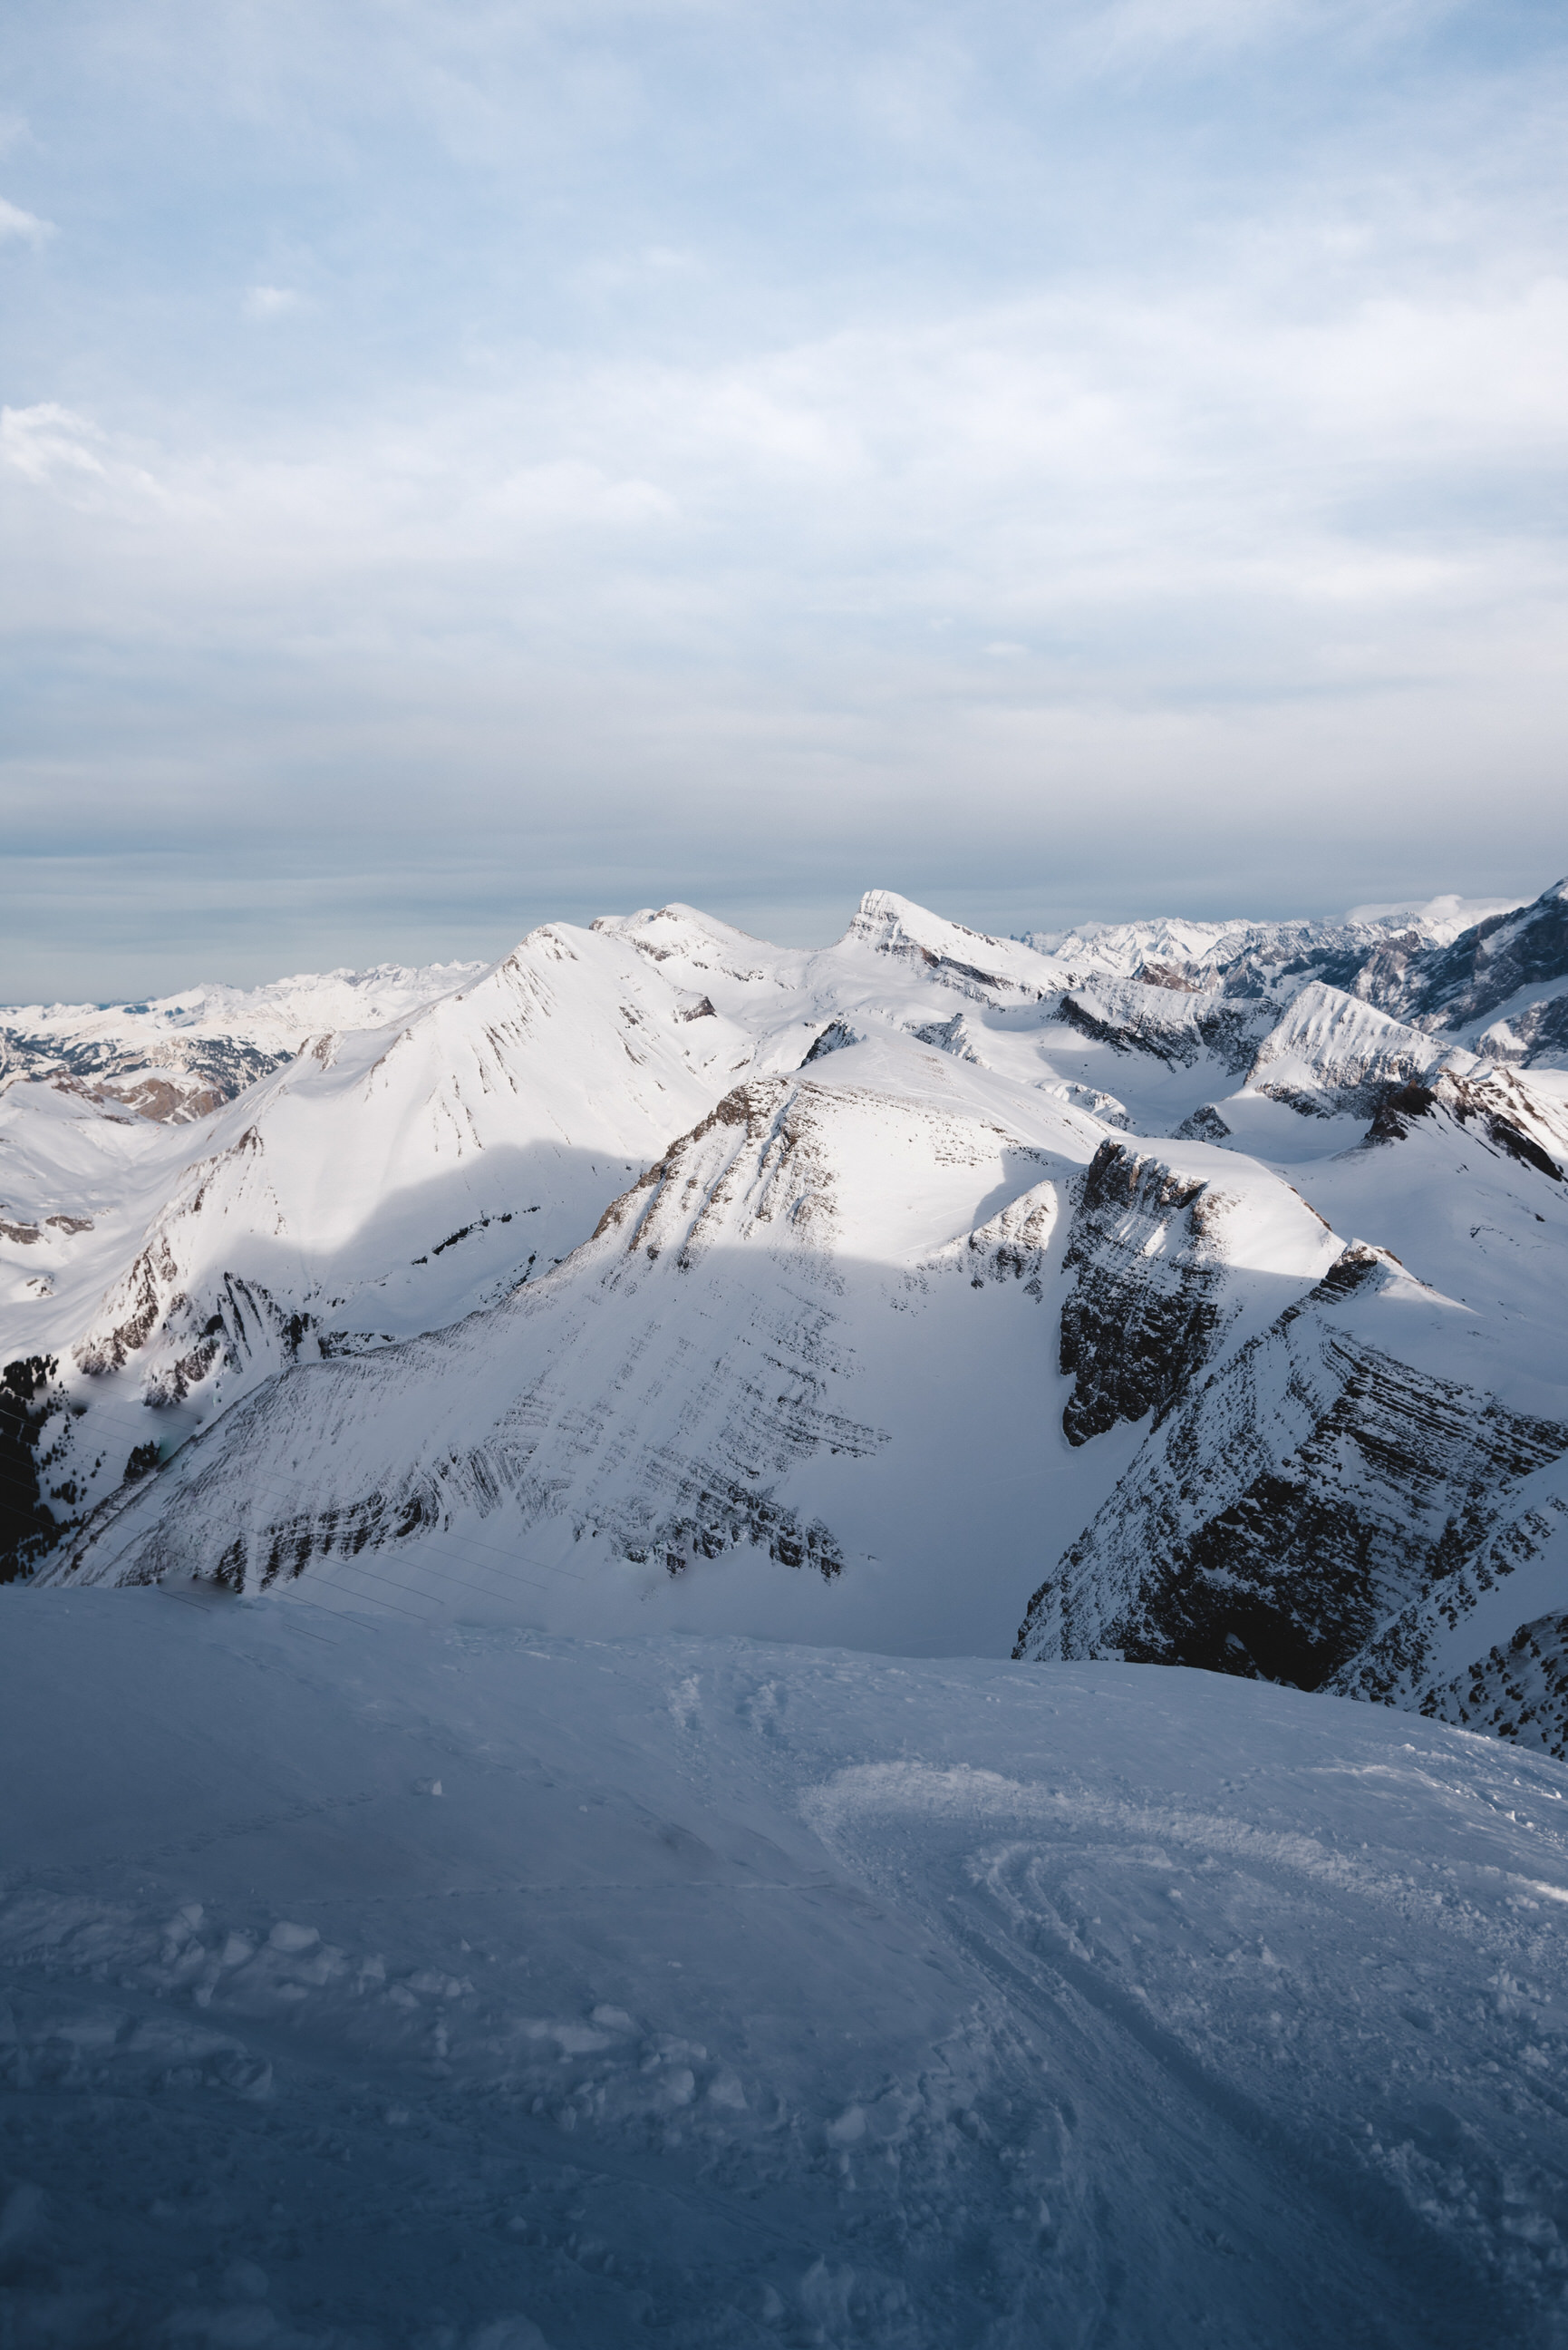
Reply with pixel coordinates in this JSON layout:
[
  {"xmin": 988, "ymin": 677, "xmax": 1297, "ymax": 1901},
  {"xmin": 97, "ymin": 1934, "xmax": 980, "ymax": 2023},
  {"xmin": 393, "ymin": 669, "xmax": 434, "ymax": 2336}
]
[
  {"xmin": 6, "ymin": 257, "xmax": 1563, "ymax": 756},
  {"xmin": 0, "ymin": 403, "xmax": 171, "ymax": 514},
  {"xmin": 244, "ymin": 284, "xmax": 301, "ymax": 318},
  {"xmin": 1063, "ymin": 0, "xmax": 1426, "ymax": 76},
  {"xmin": 0, "ymin": 403, "xmax": 106, "ymax": 484},
  {"xmin": 0, "ymin": 195, "xmax": 53, "ymax": 247},
  {"xmin": 492, "ymin": 459, "xmax": 678, "ymax": 527}
]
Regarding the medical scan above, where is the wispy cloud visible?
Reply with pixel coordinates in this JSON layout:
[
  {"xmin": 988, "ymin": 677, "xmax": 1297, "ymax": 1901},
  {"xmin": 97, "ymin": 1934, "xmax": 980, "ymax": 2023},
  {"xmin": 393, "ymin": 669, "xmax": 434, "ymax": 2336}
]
[
  {"xmin": 1, "ymin": 403, "xmax": 106, "ymax": 484},
  {"xmin": 0, "ymin": 194, "xmax": 53, "ymax": 246},
  {"xmin": 243, "ymin": 283, "xmax": 302, "ymax": 319},
  {"xmin": 1, "ymin": 402, "xmax": 169, "ymax": 508}
]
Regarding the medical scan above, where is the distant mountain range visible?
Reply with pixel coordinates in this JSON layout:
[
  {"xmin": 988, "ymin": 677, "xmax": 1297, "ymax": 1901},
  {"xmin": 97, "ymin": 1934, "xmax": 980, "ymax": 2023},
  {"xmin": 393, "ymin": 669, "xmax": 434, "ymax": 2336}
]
[
  {"xmin": 5, "ymin": 876, "xmax": 1567, "ymax": 1760},
  {"xmin": 0, "ymin": 959, "xmax": 485, "ymax": 1122}
]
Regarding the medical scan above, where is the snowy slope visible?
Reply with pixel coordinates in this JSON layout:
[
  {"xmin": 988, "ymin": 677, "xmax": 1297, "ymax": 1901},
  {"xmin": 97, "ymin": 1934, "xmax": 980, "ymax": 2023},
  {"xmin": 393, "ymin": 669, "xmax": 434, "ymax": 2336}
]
[
  {"xmin": 4, "ymin": 1596, "xmax": 1568, "ymax": 2349},
  {"xmin": 1242, "ymin": 982, "xmax": 1478, "ymax": 1117},
  {"xmin": 39, "ymin": 1049, "xmax": 1102, "ymax": 1654},
  {"xmin": 42, "ymin": 1014, "xmax": 1368, "ymax": 1665},
  {"xmin": 597, "ymin": 894, "xmax": 1289, "ymax": 1140},
  {"xmin": 2, "ymin": 927, "xmax": 755, "ymax": 1569},
  {"xmin": 5, "ymin": 889, "xmax": 1170, "ymax": 1588},
  {"xmin": 0, "ymin": 958, "xmax": 485, "ymax": 1123}
]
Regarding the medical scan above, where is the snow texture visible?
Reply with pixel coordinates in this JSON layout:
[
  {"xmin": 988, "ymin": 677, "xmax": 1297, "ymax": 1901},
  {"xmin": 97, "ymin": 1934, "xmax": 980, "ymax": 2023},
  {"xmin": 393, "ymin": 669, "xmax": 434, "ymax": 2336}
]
[{"xmin": 3, "ymin": 1593, "xmax": 1568, "ymax": 2348}]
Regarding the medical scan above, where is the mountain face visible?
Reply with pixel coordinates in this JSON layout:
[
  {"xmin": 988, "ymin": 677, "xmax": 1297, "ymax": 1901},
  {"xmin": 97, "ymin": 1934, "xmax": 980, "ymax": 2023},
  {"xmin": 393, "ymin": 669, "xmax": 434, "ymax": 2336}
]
[
  {"xmin": 7, "ymin": 879, "xmax": 1568, "ymax": 1761},
  {"xmin": 0, "ymin": 957, "xmax": 484, "ymax": 1122},
  {"xmin": 1017, "ymin": 879, "xmax": 1568, "ymax": 1069},
  {"xmin": 1390, "ymin": 879, "xmax": 1568, "ymax": 1061},
  {"xmin": 0, "ymin": 927, "xmax": 747, "ymax": 1571}
]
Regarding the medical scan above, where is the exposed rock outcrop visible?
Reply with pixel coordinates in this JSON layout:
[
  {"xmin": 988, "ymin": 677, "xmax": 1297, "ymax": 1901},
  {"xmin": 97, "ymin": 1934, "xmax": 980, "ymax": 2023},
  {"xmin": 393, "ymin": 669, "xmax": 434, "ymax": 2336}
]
[
  {"xmin": 1056, "ymin": 1144, "xmax": 1226, "ymax": 1447},
  {"xmin": 1017, "ymin": 1247, "xmax": 1568, "ymax": 1696}
]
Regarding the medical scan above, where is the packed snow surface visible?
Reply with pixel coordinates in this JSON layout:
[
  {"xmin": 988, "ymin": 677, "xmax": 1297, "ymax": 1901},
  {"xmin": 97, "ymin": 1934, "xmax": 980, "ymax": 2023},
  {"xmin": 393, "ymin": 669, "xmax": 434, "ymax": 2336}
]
[{"xmin": 4, "ymin": 1592, "xmax": 1568, "ymax": 2348}]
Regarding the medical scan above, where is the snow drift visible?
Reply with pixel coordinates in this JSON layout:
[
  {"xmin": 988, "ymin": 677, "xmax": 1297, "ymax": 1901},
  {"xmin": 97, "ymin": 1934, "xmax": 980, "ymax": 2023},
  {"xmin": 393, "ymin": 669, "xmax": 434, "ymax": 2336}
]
[{"xmin": 2, "ymin": 1594, "xmax": 1566, "ymax": 2348}]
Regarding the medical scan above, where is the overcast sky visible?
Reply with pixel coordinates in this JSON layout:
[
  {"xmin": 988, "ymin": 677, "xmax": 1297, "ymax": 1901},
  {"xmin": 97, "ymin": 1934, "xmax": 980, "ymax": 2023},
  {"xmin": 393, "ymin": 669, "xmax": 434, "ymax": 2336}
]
[{"xmin": 3, "ymin": 1, "xmax": 1565, "ymax": 998}]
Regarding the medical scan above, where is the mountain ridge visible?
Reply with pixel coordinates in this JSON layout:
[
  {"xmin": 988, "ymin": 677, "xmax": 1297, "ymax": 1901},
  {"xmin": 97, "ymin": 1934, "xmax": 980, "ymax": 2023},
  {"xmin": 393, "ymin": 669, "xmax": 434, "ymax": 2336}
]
[{"xmin": 5, "ymin": 877, "xmax": 1567, "ymax": 1763}]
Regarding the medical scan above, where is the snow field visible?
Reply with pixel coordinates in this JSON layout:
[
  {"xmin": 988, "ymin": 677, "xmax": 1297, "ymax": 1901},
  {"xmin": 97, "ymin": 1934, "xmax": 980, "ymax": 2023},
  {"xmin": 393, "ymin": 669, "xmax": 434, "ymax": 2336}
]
[{"xmin": 3, "ymin": 1592, "xmax": 1567, "ymax": 2346}]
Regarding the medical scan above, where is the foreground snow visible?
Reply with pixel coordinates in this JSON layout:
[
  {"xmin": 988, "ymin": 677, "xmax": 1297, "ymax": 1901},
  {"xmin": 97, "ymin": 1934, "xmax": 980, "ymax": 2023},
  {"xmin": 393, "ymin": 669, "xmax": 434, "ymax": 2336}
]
[{"xmin": 3, "ymin": 1591, "xmax": 1567, "ymax": 2347}]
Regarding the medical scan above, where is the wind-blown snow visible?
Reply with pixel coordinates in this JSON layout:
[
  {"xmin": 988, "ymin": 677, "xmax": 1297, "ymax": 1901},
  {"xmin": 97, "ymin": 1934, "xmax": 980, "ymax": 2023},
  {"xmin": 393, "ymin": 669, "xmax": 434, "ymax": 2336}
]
[{"xmin": 2, "ymin": 1593, "xmax": 1566, "ymax": 2348}]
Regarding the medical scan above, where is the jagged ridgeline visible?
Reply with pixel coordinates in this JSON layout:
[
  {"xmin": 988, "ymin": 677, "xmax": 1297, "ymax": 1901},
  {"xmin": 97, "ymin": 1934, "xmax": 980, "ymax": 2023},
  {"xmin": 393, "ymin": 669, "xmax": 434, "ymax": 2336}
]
[{"xmin": 5, "ymin": 879, "xmax": 1568, "ymax": 1753}]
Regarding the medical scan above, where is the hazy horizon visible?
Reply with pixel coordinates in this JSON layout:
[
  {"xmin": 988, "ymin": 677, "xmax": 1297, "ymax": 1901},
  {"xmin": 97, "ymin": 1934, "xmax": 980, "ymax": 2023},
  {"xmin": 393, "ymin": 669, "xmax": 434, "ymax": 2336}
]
[{"xmin": 2, "ymin": 876, "xmax": 1553, "ymax": 1011}]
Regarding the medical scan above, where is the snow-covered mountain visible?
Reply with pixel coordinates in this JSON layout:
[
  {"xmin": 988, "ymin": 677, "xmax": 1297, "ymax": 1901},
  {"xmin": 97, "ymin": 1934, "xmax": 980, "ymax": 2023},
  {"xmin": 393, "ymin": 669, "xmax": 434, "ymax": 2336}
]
[
  {"xmin": 0, "ymin": 927, "xmax": 749, "ymax": 1570},
  {"xmin": 1017, "ymin": 889, "xmax": 1526, "ymax": 985},
  {"xmin": 1021, "ymin": 878, "xmax": 1568, "ymax": 1070},
  {"xmin": 6, "ymin": 878, "xmax": 1568, "ymax": 2344},
  {"xmin": 7, "ymin": 878, "xmax": 1568, "ymax": 1765},
  {"xmin": 1370, "ymin": 878, "xmax": 1568, "ymax": 1062},
  {"xmin": 0, "ymin": 957, "xmax": 485, "ymax": 1122}
]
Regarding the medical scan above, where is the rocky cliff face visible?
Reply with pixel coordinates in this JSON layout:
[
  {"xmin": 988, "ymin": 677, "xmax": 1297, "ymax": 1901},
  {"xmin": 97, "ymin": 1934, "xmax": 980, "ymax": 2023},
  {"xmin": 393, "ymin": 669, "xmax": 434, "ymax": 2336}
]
[
  {"xmin": 0, "ymin": 1352, "xmax": 62, "ymax": 1584},
  {"xmin": 1057, "ymin": 1146, "xmax": 1225, "ymax": 1446},
  {"xmin": 1017, "ymin": 1247, "xmax": 1568, "ymax": 1691},
  {"xmin": 1054, "ymin": 1135, "xmax": 1341, "ymax": 1446},
  {"xmin": 1053, "ymin": 978, "xmax": 1268, "ymax": 1074},
  {"xmin": 1396, "ymin": 879, "xmax": 1568, "ymax": 1039}
]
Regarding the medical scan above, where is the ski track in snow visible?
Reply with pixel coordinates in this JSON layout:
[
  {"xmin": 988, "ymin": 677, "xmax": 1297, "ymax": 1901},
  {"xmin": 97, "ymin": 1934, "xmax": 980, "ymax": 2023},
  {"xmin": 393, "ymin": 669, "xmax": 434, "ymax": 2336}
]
[{"xmin": 3, "ymin": 1593, "xmax": 1568, "ymax": 2347}]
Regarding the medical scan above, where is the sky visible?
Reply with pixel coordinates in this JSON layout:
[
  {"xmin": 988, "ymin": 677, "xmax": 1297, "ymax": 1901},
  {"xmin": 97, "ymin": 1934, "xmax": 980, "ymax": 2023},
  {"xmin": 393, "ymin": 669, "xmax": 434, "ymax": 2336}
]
[{"xmin": 3, "ymin": 0, "xmax": 1566, "ymax": 999}]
